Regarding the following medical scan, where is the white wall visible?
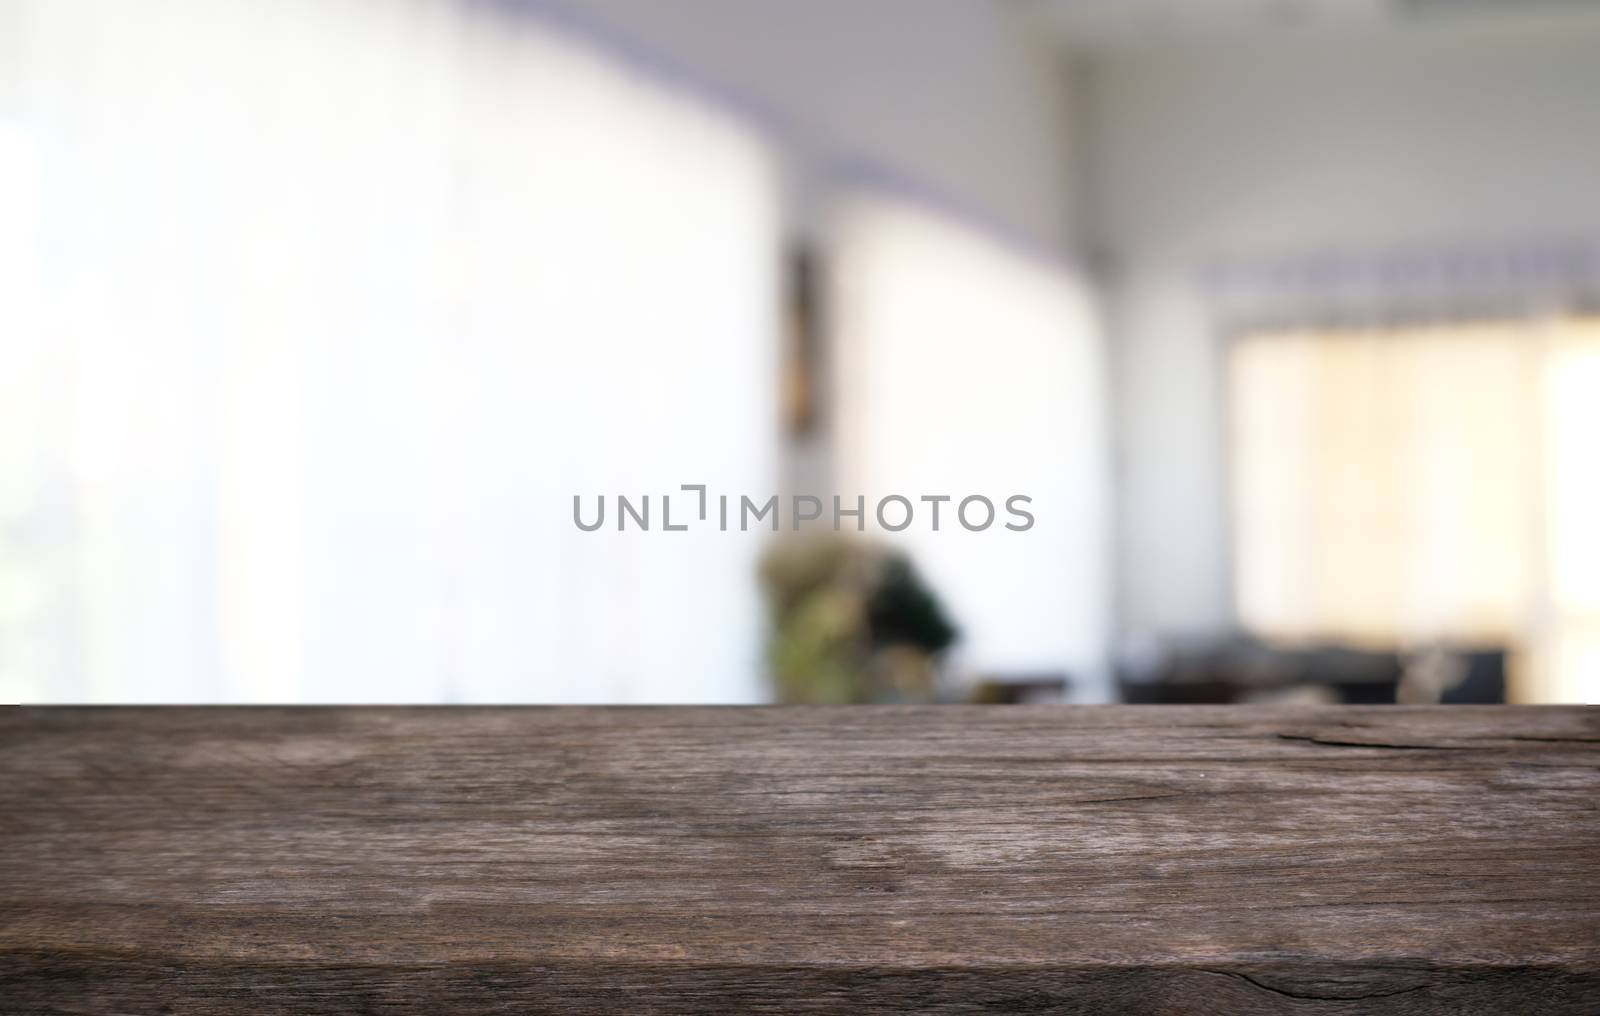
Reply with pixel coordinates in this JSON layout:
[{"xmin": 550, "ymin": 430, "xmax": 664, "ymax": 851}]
[
  {"xmin": 1086, "ymin": 19, "xmax": 1600, "ymax": 641},
  {"xmin": 573, "ymin": 0, "xmax": 1081, "ymax": 249}
]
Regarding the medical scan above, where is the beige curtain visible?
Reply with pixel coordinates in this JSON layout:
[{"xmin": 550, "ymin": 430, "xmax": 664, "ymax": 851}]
[{"xmin": 1231, "ymin": 318, "xmax": 1600, "ymax": 702}]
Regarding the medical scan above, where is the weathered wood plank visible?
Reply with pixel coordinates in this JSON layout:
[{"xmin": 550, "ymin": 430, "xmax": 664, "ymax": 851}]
[{"xmin": 2, "ymin": 705, "xmax": 1597, "ymax": 1013}]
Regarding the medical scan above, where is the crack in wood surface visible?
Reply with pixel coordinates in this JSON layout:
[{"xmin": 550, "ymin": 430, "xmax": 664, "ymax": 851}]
[{"xmin": 2, "ymin": 705, "xmax": 1597, "ymax": 1014}]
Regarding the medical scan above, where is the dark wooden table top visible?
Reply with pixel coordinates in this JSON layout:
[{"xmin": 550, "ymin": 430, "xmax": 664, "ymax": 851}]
[{"xmin": 3, "ymin": 705, "xmax": 1598, "ymax": 1014}]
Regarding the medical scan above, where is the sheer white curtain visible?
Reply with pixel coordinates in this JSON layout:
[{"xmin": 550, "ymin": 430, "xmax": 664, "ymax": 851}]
[
  {"xmin": 829, "ymin": 195, "xmax": 1110, "ymax": 698},
  {"xmin": 0, "ymin": 0, "xmax": 779, "ymax": 702}
]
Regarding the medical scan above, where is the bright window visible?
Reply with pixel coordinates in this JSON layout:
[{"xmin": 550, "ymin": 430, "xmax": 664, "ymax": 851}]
[
  {"xmin": 829, "ymin": 196, "xmax": 1110, "ymax": 696},
  {"xmin": 0, "ymin": 0, "xmax": 779, "ymax": 702},
  {"xmin": 1231, "ymin": 318, "xmax": 1600, "ymax": 702}
]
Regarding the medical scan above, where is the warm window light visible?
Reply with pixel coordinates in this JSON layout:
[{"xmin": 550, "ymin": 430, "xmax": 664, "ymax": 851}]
[
  {"xmin": 1232, "ymin": 318, "xmax": 1600, "ymax": 703},
  {"xmin": 1543, "ymin": 322, "xmax": 1600, "ymax": 702}
]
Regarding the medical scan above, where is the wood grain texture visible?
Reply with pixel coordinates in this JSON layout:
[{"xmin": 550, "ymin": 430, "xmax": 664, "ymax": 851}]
[{"xmin": 2, "ymin": 705, "xmax": 1597, "ymax": 1014}]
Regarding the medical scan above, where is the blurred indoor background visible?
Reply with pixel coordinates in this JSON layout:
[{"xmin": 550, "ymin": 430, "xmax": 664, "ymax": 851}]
[{"xmin": 1, "ymin": 0, "xmax": 1596, "ymax": 704}]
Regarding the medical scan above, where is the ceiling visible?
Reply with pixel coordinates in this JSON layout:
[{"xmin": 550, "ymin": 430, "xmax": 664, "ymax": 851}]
[{"xmin": 1025, "ymin": 0, "xmax": 1600, "ymax": 50}]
